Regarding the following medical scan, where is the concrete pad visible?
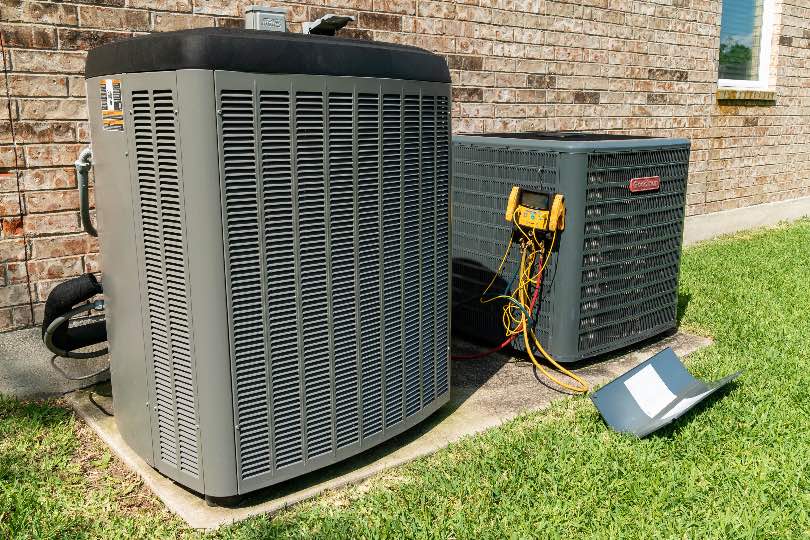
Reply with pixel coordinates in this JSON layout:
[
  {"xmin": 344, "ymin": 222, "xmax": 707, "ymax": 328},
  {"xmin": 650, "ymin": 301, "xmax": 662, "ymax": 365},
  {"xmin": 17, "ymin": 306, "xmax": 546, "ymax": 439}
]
[
  {"xmin": 683, "ymin": 195, "xmax": 810, "ymax": 246},
  {"xmin": 67, "ymin": 330, "xmax": 711, "ymax": 531},
  {"xmin": 0, "ymin": 327, "xmax": 109, "ymax": 399}
]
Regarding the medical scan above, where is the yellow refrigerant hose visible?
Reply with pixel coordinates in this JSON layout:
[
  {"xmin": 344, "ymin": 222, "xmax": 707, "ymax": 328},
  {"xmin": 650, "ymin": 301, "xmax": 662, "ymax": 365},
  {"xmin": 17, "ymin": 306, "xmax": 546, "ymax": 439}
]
[
  {"xmin": 460, "ymin": 203, "xmax": 589, "ymax": 393},
  {"xmin": 514, "ymin": 229, "xmax": 588, "ymax": 394},
  {"xmin": 492, "ymin": 220, "xmax": 589, "ymax": 393}
]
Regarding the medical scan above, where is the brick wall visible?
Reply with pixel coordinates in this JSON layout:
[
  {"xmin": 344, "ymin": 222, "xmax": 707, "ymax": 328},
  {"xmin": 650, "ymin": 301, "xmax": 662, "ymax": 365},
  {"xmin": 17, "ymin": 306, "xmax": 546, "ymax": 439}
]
[{"xmin": 2, "ymin": 0, "xmax": 810, "ymax": 331}]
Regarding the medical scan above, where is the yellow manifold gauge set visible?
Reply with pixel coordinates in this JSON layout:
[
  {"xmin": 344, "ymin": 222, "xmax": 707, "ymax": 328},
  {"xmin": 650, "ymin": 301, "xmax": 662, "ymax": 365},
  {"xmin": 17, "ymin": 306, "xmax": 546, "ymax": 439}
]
[
  {"xmin": 505, "ymin": 187, "xmax": 566, "ymax": 233},
  {"xmin": 456, "ymin": 186, "xmax": 589, "ymax": 393}
]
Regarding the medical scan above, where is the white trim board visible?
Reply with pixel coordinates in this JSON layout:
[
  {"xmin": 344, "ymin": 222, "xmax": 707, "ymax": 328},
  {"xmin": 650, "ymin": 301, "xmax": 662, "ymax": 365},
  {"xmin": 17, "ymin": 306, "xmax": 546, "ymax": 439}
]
[
  {"xmin": 684, "ymin": 196, "xmax": 810, "ymax": 246},
  {"xmin": 717, "ymin": 0, "xmax": 776, "ymax": 90}
]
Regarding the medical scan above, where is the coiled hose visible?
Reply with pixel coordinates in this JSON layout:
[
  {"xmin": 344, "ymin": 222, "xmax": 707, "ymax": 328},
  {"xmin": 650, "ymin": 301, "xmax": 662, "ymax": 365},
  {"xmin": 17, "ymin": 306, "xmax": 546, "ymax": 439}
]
[{"xmin": 42, "ymin": 273, "xmax": 107, "ymax": 359}]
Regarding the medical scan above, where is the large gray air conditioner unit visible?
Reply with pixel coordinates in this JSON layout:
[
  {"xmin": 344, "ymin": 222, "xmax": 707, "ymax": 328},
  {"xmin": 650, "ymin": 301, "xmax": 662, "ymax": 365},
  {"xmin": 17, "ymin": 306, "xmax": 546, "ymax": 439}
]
[
  {"xmin": 452, "ymin": 132, "xmax": 690, "ymax": 363},
  {"xmin": 85, "ymin": 29, "xmax": 451, "ymax": 499}
]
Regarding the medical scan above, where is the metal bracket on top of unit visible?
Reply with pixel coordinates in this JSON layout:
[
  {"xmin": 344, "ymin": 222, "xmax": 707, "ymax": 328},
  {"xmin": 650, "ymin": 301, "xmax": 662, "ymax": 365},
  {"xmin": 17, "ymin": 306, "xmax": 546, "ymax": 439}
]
[
  {"xmin": 244, "ymin": 5, "xmax": 287, "ymax": 32},
  {"xmin": 303, "ymin": 14, "xmax": 355, "ymax": 36}
]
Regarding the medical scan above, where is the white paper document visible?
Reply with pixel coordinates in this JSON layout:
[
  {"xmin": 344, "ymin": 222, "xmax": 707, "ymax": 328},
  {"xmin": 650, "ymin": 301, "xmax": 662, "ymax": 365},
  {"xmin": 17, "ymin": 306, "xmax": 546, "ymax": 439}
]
[{"xmin": 623, "ymin": 364, "xmax": 677, "ymax": 418}]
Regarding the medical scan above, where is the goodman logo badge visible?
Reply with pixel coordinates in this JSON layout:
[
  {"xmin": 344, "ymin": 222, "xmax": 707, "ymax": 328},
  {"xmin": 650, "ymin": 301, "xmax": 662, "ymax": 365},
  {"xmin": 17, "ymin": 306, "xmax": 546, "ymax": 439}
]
[{"xmin": 629, "ymin": 176, "xmax": 661, "ymax": 193}]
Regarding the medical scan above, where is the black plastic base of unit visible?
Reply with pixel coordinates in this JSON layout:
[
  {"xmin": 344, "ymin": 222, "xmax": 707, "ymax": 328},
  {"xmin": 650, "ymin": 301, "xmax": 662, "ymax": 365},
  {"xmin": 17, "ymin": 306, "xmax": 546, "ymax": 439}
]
[
  {"xmin": 452, "ymin": 323, "xmax": 678, "ymax": 366},
  {"xmin": 204, "ymin": 494, "xmax": 244, "ymax": 508}
]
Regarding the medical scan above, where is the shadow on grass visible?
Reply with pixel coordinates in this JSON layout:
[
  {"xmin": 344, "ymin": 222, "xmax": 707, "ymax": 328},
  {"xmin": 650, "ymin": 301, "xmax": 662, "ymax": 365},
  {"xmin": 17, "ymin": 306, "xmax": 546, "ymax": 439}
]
[{"xmin": 677, "ymin": 292, "xmax": 692, "ymax": 325}]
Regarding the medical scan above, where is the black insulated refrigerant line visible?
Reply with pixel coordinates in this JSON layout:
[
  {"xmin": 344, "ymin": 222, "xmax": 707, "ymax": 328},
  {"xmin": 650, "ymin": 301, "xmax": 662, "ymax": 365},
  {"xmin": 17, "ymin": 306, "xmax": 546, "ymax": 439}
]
[{"xmin": 42, "ymin": 273, "xmax": 107, "ymax": 360}]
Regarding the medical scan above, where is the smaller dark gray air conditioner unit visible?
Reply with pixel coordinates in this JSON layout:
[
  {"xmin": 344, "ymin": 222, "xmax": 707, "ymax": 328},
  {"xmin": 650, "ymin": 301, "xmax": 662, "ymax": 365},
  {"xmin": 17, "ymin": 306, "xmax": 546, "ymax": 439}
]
[{"xmin": 452, "ymin": 132, "xmax": 690, "ymax": 363}]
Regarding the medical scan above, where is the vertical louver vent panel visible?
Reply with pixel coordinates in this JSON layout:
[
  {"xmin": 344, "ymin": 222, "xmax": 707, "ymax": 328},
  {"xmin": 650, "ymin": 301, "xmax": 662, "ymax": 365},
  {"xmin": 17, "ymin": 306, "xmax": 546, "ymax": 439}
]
[
  {"xmin": 220, "ymin": 89, "xmax": 273, "ymax": 480},
  {"xmin": 217, "ymin": 80, "xmax": 451, "ymax": 484},
  {"xmin": 327, "ymin": 92, "xmax": 359, "ymax": 449},
  {"xmin": 420, "ymin": 96, "xmax": 436, "ymax": 404},
  {"xmin": 402, "ymin": 94, "xmax": 423, "ymax": 417},
  {"xmin": 382, "ymin": 94, "xmax": 404, "ymax": 428},
  {"xmin": 259, "ymin": 91, "xmax": 303, "ymax": 470},
  {"xmin": 357, "ymin": 93, "xmax": 383, "ymax": 439},
  {"xmin": 451, "ymin": 148, "xmax": 559, "ymax": 346},
  {"xmin": 434, "ymin": 96, "xmax": 450, "ymax": 396},
  {"xmin": 295, "ymin": 92, "xmax": 334, "ymax": 459},
  {"xmin": 132, "ymin": 89, "xmax": 199, "ymax": 478},
  {"xmin": 578, "ymin": 148, "xmax": 689, "ymax": 354}
]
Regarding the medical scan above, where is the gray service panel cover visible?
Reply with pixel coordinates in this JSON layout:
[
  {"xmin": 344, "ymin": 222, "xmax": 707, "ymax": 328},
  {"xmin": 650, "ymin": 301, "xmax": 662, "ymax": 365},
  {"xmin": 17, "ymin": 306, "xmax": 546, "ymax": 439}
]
[
  {"xmin": 87, "ymin": 70, "xmax": 451, "ymax": 497},
  {"xmin": 452, "ymin": 134, "xmax": 690, "ymax": 363},
  {"xmin": 590, "ymin": 347, "xmax": 741, "ymax": 437}
]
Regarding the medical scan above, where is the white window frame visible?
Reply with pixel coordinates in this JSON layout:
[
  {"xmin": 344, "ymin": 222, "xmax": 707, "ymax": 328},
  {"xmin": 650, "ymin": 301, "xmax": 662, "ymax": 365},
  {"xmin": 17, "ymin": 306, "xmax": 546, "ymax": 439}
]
[{"xmin": 717, "ymin": 0, "xmax": 776, "ymax": 89}]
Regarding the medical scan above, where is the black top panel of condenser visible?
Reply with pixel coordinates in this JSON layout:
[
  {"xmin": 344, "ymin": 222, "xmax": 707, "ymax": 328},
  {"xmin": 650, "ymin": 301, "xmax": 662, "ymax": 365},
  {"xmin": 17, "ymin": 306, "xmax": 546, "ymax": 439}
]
[
  {"xmin": 85, "ymin": 28, "xmax": 451, "ymax": 83},
  {"xmin": 473, "ymin": 131, "xmax": 659, "ymax": 141}
]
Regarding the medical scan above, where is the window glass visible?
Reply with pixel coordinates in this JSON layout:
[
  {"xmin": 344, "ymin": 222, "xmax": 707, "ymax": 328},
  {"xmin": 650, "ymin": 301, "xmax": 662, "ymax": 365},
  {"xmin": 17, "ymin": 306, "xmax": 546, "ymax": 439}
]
[{"xmin": 719, "ymin": 0, "xmax": 764, "ymax": 81}]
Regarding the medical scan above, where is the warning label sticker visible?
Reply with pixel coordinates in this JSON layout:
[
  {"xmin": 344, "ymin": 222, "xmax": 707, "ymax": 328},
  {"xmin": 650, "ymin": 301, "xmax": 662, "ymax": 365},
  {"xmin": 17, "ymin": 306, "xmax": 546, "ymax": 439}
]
[{"xmin": 100, "ymin": 79, "xmax": 124, "ymax": 131}]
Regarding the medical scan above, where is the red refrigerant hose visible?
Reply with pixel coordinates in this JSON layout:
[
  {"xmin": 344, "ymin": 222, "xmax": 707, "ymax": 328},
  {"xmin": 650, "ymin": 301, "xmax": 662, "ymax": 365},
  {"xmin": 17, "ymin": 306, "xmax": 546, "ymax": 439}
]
[{"xmin": 451, "ymin": 254, "xmax": 543, "ymax": 361}]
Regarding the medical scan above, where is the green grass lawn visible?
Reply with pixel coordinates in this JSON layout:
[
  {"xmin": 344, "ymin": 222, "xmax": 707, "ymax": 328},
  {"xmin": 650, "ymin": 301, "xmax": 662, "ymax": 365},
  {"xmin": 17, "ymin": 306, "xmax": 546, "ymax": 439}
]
[{"xmin": 2, "ymin": 221, "xmax": 810, "ymax": 539}]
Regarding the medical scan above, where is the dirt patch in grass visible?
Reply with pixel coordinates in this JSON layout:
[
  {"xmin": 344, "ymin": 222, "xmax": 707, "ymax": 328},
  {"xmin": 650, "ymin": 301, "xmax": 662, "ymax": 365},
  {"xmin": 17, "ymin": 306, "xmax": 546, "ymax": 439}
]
[
  {"xmin": 316, "ymin": 470, "xmax": 415, "ymax": 511},
  {"xmin": 57, "ymin": 396, "xmax": 171, "ymax": 521}
]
